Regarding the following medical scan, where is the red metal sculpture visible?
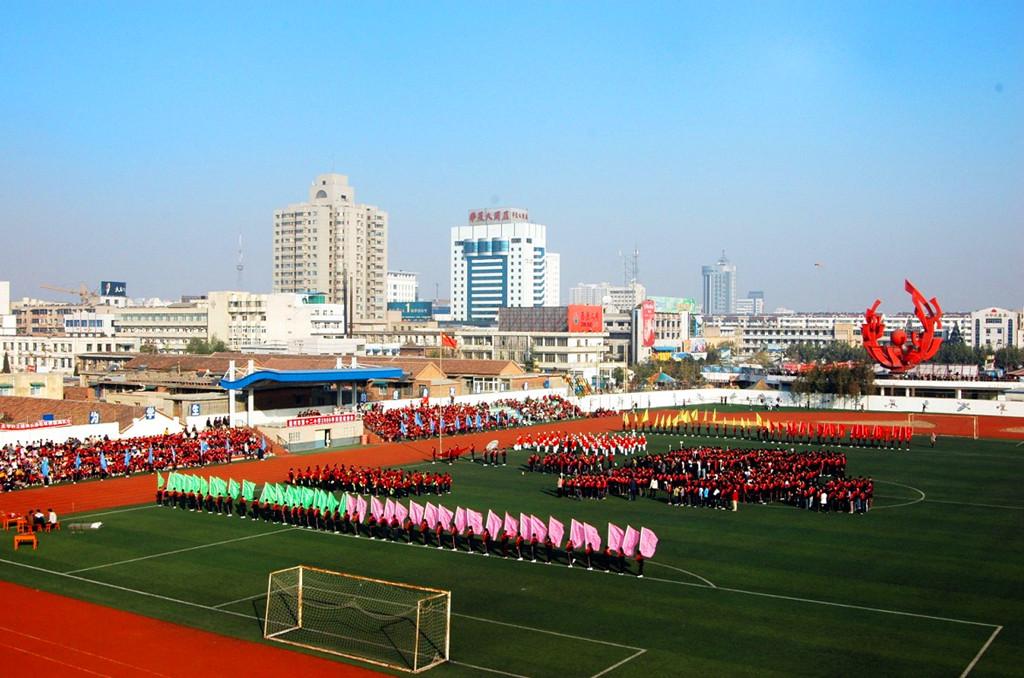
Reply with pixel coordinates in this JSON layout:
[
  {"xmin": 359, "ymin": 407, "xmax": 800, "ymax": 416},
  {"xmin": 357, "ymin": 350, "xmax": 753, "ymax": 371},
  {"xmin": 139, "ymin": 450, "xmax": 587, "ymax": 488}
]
[{"xmin": 862, "ymin": 280, "xmax": 943, "ymax": 372}]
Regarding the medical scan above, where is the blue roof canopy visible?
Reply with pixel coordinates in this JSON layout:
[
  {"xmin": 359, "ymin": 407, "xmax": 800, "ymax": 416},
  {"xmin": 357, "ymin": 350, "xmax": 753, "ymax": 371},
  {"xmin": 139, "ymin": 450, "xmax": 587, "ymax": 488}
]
[{"xmin": 219, "ymin": 367, "xmax": 404, "ymax": 391}]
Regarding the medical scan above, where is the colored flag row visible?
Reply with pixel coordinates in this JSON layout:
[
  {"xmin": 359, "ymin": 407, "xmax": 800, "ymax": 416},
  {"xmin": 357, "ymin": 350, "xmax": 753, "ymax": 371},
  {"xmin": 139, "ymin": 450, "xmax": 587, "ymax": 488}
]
[
  {"xmin": 623, "ymin": 409, "xmax": 914, "ymax": 442},
  {"xmin": 161, "ymin": 472, "xmax": 661, "ymax": 557}
]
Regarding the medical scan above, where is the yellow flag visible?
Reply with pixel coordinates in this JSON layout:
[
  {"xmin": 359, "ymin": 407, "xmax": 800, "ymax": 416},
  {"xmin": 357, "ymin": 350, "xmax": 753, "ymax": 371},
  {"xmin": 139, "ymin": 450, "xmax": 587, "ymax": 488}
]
[
  {"xmin": 702, "ymin": 409, "xmax": 708, "ymax": 422},
  {"xmin": 622, "ymin": 412, "xmax": 630, "ymax": 428},
  {"xmin": 755, "ymin": 412, "xmax": 762, "ymax": 426},
  {"xmin": 641, "ymin": 409, "xmax": 650, "ymax": 425},
  {"xmin": 682, "ymin": 410, "xmax": 691, "ymax": 424},
  {"xmin": 713, "ymin": 409, "xmax": 718, "ymax": 422}
]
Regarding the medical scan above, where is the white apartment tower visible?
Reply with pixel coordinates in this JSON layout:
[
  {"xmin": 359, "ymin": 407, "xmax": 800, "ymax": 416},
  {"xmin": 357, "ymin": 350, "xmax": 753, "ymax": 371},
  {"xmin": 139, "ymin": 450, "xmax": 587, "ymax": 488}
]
[
  {"xmin": 386, "ymin": 270, "xmax": 419, "ymax": 303},
  {"xmin": 450, "ymin": 209, "xmax": 560, "ymax": 322},
  {"xmin": 272, "ymin": 174, "xmax": 388, "ymax": 323}
]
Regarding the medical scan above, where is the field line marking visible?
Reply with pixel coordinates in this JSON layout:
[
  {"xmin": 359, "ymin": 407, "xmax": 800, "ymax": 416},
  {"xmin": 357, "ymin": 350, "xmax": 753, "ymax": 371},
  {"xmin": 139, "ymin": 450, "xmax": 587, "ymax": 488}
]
[
  {"xmin": 959, "ymin": 625, "xmax": 1002, "ymax": 677},
  {"xmin": 648, "ymin": 561, "xmax": 716, "ymax": 588},
  {"xmin": 872, "ymin": 480, "xmax": 926, "ymax": 510},
  {"xmin": 590, "ymin": 648, "xmax": 647, "ymax": 678},
  {"xmin": 0, "ymin": 557, "xmax": 253, "ymax": 620},
  {"xmin": 925, "ymin": 499, "xmax": 1024, "ymax": 511},
  {"xmin": 709, "ymin": 584, "xmax": 997, "ymax": 628},
  {"xmin": 66, "ymin": 526, "xmax": 300, "ymax": 574},
  {"xmin": 0, "ymin": 639, "xmax": 113, "ymax": 677},
  {"xmin": 454, "ymin": 612, "xmax": 644, "ymax": 651},
  {"xmin": 0, "ymin": 624, "xmax": 171, "ymax": 677},
  {"xmin": 213, "ymin": 591, "xmax": 266, "ymax": 608},
  {"xmin": 69, "ymin": 505, "xmax": 159, "ymax": 521},
  {"xmin": 450, "ymin": 661, "xmax": 529, "ymax": 677}
]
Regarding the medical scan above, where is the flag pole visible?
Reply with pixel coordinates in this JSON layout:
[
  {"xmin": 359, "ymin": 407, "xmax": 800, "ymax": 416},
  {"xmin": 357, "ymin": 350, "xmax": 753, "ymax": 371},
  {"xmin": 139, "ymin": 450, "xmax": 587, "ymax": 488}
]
[{"xmin": 438, "ymin": 328, "xmax": 443, "ymax": 462}]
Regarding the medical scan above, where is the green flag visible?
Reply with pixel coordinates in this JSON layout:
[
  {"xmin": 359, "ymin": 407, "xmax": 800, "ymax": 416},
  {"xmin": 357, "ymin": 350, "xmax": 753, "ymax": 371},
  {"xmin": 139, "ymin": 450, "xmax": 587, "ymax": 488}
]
[
  {"xmin": 325, "ymin": 492, "xmax": 339, "ymax": 514},
  {"xmin": 199, "ymin": 477, "xmax": 209, "ymax": 496},
  {"xmin": 228, "ymin": 478, "xmax": 239, "ymax": 500},
  {"xmin": 156, "ymin": 472, "xmax": 164, "ymax": 489},
  {"xmin": 242, "ymin": 480, "xmax": 255, "ymax": 502},
  {"xmin": 210, "ymin": 477, "xmax": 227, "ymax": 498},
  {"xmin": 257, "ymin": 483, "xmax": 270, "ymax": 504},
  {"xmin": 302, "ymin": 486, "xmax": 315, "ymax": 508},
  {"xmin": 337, "ymin": 493, "xmax": 348, "ymax": 514},
  {"xmin": 284, "ymin": 484, "xmax": 297, "ymax": 508}
]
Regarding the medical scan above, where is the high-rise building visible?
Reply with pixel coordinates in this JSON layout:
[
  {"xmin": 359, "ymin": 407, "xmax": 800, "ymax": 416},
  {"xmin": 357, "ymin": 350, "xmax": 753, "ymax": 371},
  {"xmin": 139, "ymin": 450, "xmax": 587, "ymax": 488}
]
[
  {"xmin": 570, "ymin": 281, "xmax": 646, "ymax": 312},
  {"xmin": 735, "ymin": 290, "xmax": 765, "ymax": 315},
  {"xmin": 545, "ymin": 253, "xmax": 560, "ymax": 306},
  {"xmin": 450, "ymin": 208, "xmax": 559, "ymax": 322},
  {"xmin": 386, "ymin": 271, "xmax": 418, "ymax": 303},
  {"xmin": 272, "ymin": 173, "xmax": 387, "ymax": 323},
  {"xmin": 702, "ymin": 251, "xmax": 736, "ymax": 315}
]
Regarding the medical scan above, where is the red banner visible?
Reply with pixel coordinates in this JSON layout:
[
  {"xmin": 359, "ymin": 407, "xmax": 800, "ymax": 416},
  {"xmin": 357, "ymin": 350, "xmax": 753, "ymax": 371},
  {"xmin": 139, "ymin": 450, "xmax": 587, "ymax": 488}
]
[
  {"xmin": 567, "ymin": 305, "xmax": 603, "ymax": 333},
  {"xmin": 285, "ymin": 413, "xmax": 360, "ymax": 428},
  {"xmin": 641, "ymin": 300, "xmax": 656, "ymax": 347},
  {"xmin": 0, "ymin": 419, "xmax": 72, "ymax": 431}
]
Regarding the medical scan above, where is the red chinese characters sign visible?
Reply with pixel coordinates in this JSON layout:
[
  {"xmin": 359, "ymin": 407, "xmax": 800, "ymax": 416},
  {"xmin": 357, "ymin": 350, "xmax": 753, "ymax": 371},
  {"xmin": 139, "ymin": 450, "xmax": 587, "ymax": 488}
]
[
  {"xmin": 468, "ymin": 209, "xmax": 529, "ymax": 224},
  {"xmin": 862, "ymin": 280, "xmax": 943, "ymax": 373},
  {"xmin": 567, "ymin": 305, "xmax": 603, "ymax": 333}
]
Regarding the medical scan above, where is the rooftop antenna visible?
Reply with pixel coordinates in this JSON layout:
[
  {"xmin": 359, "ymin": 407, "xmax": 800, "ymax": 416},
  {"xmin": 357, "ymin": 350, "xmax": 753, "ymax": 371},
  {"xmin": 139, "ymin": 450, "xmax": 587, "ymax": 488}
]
[{"xmin": 236, "ymin": 234, "xmax": 245, "ymax": 290}]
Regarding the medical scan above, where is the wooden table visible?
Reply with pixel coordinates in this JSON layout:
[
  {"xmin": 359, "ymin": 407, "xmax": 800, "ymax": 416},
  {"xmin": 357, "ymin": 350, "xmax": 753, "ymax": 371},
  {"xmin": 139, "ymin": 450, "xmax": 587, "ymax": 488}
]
[{"xmin": 13, "ymin": 533, "xmax": 37, "ymax": 550}]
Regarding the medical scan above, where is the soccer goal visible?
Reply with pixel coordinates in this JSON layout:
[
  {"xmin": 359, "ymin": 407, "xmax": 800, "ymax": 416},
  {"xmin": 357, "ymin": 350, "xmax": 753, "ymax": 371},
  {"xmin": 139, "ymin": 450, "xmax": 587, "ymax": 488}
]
[{"xmin": 263, "ymin": 565, "xmax": 450, "ymax": 673}]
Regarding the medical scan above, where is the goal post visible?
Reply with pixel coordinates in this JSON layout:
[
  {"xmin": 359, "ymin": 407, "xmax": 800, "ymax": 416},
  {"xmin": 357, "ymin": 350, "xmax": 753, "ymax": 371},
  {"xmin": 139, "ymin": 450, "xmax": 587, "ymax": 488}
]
[{"xmin": 264, "ymin": 565, "xmax": 451, "ymax": 673}]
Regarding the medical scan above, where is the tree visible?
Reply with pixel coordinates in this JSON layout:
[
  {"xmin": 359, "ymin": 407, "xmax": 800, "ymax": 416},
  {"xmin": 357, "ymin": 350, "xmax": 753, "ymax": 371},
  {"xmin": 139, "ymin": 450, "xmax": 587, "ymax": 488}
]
[
  {"xmin": 791, "ymin": 364, "xmax": 874, "ymax": 401},
  {"xmin": 139, "ymin": 342, "xmax": 159, "ymax": 354},
  {"xmin": 1, "ymin": 351, "xmax": 9, "ymax": 374},
  {"xmin": 184, "ymin": 336, "xmax": 229, "ymax": 355},
  {"xmin": 994, "ymin": 347, "xmax": 1023, "ymax": 371}
]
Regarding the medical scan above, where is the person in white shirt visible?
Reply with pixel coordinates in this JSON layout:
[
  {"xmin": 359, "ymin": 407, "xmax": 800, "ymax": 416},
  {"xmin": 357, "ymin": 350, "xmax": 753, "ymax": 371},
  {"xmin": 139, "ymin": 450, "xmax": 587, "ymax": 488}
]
[{"xmin": 48, "ymin": 508, "xmax": 58, "ymax": 529}]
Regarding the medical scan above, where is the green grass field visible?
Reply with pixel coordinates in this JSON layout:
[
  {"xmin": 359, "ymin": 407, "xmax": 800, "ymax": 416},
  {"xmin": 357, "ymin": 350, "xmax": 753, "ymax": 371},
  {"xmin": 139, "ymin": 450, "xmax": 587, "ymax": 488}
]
[{"xmin": 1, "ymin": 433, "xmax": 1021, "ymax": 677}]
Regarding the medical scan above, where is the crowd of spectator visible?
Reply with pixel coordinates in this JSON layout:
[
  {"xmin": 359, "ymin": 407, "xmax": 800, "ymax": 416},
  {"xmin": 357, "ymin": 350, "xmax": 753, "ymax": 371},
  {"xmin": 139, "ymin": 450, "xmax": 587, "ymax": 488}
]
[
  {"xmin": 362, "ymin": 395, "xmax": 585, "ymax": 442},
  {"xmin": 0, "ymin": 426, "xmax": 267, "ymax": 492},
  {"xmin": 286, "ymin": 464, "xmax": 452, "ymax": 496}
]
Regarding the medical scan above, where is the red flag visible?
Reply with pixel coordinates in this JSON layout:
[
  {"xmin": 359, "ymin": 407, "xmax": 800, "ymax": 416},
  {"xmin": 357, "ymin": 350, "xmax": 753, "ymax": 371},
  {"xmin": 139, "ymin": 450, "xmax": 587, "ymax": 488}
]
[{"xmin": 441, "ymin": 332, "xmax": 458, "ymax": 349}]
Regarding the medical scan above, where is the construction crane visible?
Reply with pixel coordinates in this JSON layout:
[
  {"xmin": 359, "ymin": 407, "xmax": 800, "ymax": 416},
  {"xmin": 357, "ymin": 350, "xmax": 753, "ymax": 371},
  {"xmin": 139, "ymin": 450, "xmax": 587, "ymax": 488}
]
[{"xmin": 40, "ymin": 283, "xmax": 99, "ymax": 305}]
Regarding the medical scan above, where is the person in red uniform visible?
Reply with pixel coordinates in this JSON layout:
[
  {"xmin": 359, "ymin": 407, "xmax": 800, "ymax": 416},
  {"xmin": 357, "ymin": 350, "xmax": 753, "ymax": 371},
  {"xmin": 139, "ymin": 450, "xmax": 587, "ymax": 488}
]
[{"xmin": 565, "ymin": 539, "xmax": 575, "ymax": 568}]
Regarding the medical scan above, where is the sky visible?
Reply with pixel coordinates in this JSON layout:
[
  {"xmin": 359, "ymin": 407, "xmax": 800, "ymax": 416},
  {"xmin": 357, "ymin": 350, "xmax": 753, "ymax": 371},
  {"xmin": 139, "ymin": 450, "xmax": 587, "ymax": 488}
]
[{"xmin": 1, "ymin": 1, "xmax": 1021, "ymax": 312}]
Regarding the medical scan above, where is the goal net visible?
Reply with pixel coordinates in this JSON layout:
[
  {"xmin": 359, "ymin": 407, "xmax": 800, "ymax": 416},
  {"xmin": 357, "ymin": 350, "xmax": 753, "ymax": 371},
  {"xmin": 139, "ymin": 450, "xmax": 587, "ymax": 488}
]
[{"xmin": 264, "ymin": 565, "xmax": 450, "ymax": 673}]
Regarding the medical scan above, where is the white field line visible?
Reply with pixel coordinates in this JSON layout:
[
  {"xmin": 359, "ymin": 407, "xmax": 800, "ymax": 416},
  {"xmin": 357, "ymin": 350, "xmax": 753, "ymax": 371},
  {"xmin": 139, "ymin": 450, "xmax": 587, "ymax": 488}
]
[
  {"xmin": 0, "ymin": 624, "xmax": 171, "ymax": 677},
  {"xmin": 0, "ymin": 639, "xmax": 112, "ymax": 677},
  {"xmin": 450, "ymin": 661, "xmax": 529, "ymax": 677},
  {"xmin": 871, "ymin": 480, "xmax": 926, "ymax": 510},
  {"xmin": 925, "ymin": 499, "xmax": 1024, "ymax": 511},
  {"xmin": 66, "ymin": 526, "xmax": 299, "ymax": 573},
  {"xmin": 959, "ymin": 625, "xmax": 1003, "ymax": 678},
  {"xmin": 68, "ymin": 505, "xmax": 159, "ymax": 521},
  {"xmin": 647, "ymin": 561, "xmax": 716, "ymax": 588},
  {"xmin": 590, "ymin": 649, "xmax": 647, "ymax": 678}
]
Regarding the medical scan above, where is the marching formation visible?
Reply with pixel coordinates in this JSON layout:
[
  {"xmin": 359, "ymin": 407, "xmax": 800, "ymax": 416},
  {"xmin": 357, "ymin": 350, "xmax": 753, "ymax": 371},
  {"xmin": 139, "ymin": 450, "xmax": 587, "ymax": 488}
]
[
  {"xmin": 286, "ymin": 464, "xmax": 452, "ymax": 496},
  {"xmin": 626, "ymin": 408, "xmax": 916, "ymax": 449},
  {"xmin": 156, "ymin": 470, "xmax": 660, "ymax": 575}
]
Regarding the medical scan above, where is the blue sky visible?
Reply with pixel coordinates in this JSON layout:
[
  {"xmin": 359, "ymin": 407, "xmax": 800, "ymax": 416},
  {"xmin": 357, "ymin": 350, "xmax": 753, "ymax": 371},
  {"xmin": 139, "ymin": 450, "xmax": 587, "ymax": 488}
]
[{"xmin": 1, "ymin": 1, "xmax": 1021, "ymax": 311}]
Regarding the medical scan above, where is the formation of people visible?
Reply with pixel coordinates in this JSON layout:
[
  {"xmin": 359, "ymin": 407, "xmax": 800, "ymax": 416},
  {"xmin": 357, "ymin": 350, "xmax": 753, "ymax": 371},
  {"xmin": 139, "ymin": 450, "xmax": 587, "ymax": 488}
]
[
  {"xmin": 0, "ymin": 426, "xmax": 267, "ymax": 491},
  {"xmin": 362, "ymin": 395, "xmax": 584, "ymax": 442},
  {"xmin": 628, "ymin": 409, "xmax": 915, "ymax": 449},
  {"xmin": 542, "ymin": 443, "xmax": 873, "ymax": 513},
  {"xmin": 158, "ymin": 477, "xmax": 660, "ymax": 576},
  {"xmin": 520, "ymin": 432, "xmax": 647, "ymax": 476},
  {"xmin": 286, "ymin": 464, "xmax": 452, "ymax": 496}
]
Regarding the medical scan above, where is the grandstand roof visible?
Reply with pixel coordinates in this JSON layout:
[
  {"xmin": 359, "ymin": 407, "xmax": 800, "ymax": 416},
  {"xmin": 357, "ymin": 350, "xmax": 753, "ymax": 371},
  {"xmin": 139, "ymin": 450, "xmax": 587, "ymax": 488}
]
[
  {"xmin": 0, "ymin": 397, "xmax": 147, "ymax": 430},
  {"xmin": 219, "ymin": 367, "xmax": 404, "ymax": 391}
]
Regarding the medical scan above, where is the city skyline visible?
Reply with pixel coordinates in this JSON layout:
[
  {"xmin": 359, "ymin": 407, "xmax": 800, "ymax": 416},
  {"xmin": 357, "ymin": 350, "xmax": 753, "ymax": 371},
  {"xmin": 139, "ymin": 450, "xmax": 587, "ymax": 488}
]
[{"xmin": 1, "ymin": 3, "xmax": 1021, "ymax": 311}]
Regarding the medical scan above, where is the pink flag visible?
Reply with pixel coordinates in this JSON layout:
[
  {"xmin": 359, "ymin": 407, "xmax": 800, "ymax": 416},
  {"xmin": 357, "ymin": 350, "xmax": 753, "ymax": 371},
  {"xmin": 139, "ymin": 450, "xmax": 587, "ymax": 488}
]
[
  {"xmin": 548, "ymin": 517, "xmax": 565, "ymax": 547},
  {"xmin": 621, "ymin": 525, "xmax": 639, "ymax": 557},
  {"xmin": 370, "ymin": 496, "xmax": 384, "ymax": 520},
  {"xmin": 583, "ymin": 522, "xmax": 602, "ymax": 551},
  {"xmin": 607, "ymin": 522, "xmax": 625, "ymax": 552},
  {"xmin": 409, "ymin": 500, "xmax": 424, "ymax": 525},
  {"xmin": 530, "ymin": 515, "xmax": 547, "ymax": 542},
  {"xmin": 355, "ymin": 496, "xmax": 368, "ymax": 522},
  {"xmin": 394, "ymin": 502, "xmax": 408, "ymax": 524},
  {"xmin": 424, "ymin": 502, "xmax": 438, "ymax": 527},
  {"xmin": 454, "ymin": 507, "xmax": 467, "ymax": 532},
  {"xmin": 503, "ymin": 512, "xmax": 518, "ymax": 537},
  {"xmin": 639, "ymin": 527, "xmax": 659, "ymax": 558},
  {"xmin": 486, "ymin": 510, "xmax": 502, "ymax": 536},
  {"xmin": 569, "ymin": 519, "xmax": 585, "ymax": 547},
  {"xmin": 468, "ymin": 509, "xmax": 484, "ymax": 534},
  {"xmin": 383, "ymin": 498, "xmax": 395, "ymax": 521},
  {"xmin": 437, "ymin": 504, "xmax": 454, "ymax": 528},
  {"xmin": 519, "ymin": 512, "xmax": 532, "ymax": 540}
]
